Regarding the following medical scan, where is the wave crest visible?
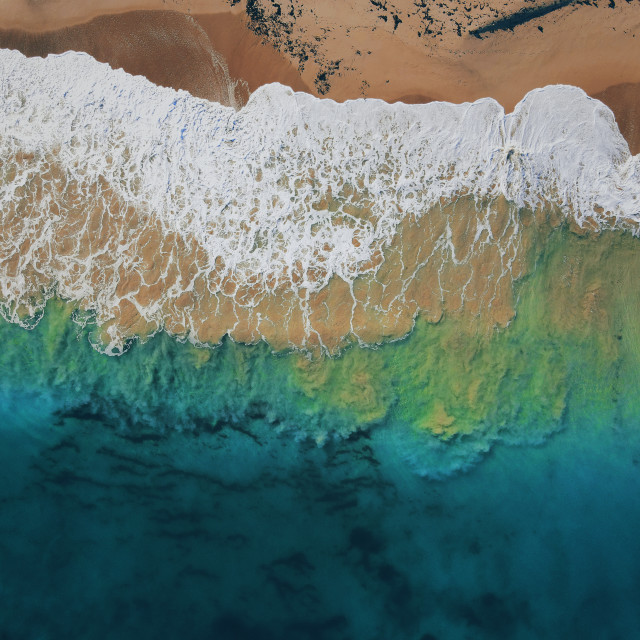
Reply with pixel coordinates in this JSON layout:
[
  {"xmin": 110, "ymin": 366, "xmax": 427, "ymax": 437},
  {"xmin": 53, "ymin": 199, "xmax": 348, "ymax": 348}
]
[{"xmin": 0, "ymin": 49, "xmax": 638, "ymax": 354}]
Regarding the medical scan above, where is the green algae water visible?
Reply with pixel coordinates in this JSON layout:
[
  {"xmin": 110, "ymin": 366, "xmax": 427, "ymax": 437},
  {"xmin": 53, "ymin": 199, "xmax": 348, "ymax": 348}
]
[{"xmin": 2, "ymin": 226, "xmax": 640, "ymax": 638}]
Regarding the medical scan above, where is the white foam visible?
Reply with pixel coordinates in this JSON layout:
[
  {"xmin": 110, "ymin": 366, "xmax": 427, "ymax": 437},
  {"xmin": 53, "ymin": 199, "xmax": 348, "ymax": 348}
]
[{"xmin": 0, "ymin": 48, "xmax": 638, "ymax": 349}]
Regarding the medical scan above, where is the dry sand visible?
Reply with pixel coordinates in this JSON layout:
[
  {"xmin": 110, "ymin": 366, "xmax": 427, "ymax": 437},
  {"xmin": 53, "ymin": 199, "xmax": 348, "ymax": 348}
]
[{"xmin": 0, "ymin": 0, "xmax": 638, "ymax": 150}]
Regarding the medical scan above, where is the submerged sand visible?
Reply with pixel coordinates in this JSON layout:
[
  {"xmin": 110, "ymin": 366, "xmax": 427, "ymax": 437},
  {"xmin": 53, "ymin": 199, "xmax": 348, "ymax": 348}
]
[{"xmin": 0, "ymin": 147, "xmax": 551, "ymax": 354}]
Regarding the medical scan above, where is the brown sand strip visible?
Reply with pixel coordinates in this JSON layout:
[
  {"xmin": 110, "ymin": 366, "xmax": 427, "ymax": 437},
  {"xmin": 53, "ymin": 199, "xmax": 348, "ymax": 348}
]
[{"xmin": 0, "ymin": 0, "xmax": 223, "ymax": 32}]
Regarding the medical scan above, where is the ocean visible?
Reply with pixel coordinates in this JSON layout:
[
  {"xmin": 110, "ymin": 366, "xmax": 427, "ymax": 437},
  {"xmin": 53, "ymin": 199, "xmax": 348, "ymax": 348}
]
[
  {"xmin": 1, "ymin": 281, "xmax": 640, "ymax": 638},
  {"xmin": 1, "ymin": 48, "xmax": 640, "ymax": 639}
]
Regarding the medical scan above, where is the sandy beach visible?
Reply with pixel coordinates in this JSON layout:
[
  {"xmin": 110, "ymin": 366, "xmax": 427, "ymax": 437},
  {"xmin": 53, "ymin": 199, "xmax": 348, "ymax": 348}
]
[{"xmin": 0, "ymin": 0, "xmax": 638, "ymax": 151}]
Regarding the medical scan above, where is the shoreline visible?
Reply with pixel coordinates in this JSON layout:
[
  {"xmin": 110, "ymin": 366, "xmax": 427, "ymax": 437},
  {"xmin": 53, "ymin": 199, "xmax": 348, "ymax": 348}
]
[
  {"xmin": 0, "ymin": 3, "xmax": 638, "ymax": 150},
  {"xmin": 1, "ymin": 49, "xmax": 638, "ymax": 359}
]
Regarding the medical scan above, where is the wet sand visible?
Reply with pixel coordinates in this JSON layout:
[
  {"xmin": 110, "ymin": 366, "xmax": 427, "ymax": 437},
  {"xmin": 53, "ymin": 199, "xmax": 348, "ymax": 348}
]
[
  {"xmin": 0, "ymin": 1, "xmax": 638, "ymax": 150},
  {"xmin": 194, "ymin": 12, "xmax": 310, "ymax": 94},
  {"xmin": 594, "ymin": 82, "xmax": 640, "ymax": 157},
  {"xmin": 0, "ymin": 11, "xmax": 249, "ymax": 106}
]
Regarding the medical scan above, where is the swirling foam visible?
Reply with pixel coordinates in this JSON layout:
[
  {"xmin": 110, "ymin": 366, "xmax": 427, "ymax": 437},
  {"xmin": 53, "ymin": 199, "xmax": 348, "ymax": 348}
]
[{"xmin": 0, "ymin": 48, "xmax": 638, "ymax": 354}]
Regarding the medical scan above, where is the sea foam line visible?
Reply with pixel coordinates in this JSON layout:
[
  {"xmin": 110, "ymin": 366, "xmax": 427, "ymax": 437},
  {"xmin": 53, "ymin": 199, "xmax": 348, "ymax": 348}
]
[{"xmin": 0, "ymin": 48, "xmax": 638, "ymax": 354}]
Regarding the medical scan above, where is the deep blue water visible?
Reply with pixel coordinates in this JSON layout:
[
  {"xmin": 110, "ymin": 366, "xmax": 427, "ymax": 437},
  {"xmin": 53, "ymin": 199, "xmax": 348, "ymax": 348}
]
[{"xmin": 1, "ymin": 389, "xmax": 639, "ymax": 640}]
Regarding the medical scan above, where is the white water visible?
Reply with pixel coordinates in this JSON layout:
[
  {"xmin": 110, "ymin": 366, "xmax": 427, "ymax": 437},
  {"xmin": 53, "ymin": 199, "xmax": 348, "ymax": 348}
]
[
  {"xmin": 0, "ymin": 48, "xmax": 638, "ymax": 352},
  {"xmin": 1, "ymin": 49, "xmax": 638, "ymax": 282}
]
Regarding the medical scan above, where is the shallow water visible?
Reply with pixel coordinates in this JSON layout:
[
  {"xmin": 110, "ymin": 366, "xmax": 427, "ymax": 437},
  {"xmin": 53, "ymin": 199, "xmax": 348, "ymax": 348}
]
[{"xmin": 2, "ymin": 49, "xmax": 639, "ymax": 356}]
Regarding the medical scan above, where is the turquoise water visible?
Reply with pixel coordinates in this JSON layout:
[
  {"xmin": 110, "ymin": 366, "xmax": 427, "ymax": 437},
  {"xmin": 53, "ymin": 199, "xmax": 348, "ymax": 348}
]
[
  {"xmin": 1, "ymin": 302, "xmax": 640, "ymax": 639},
  {"xmin": 2, "ymin": 45, "xmax": 639, "ymax": 638}
]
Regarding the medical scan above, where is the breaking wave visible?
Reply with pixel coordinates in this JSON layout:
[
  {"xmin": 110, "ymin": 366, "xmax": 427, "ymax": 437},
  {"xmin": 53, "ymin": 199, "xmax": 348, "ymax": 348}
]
[{"xmin": 0, "ymin": 48, "xmax": 638, "ymax": 354}]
